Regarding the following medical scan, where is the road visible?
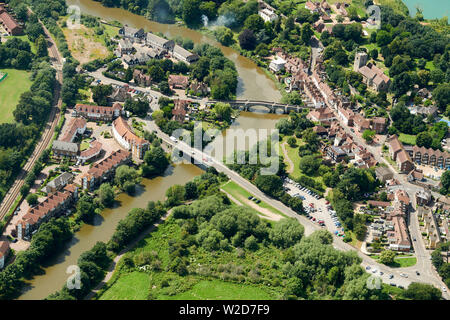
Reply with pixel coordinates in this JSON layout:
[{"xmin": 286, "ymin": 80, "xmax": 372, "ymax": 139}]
[
  {"xmin": 0, "ymin": 14, "xmax": 63, "ymax": 223},
  {"xmin": 147, "ymin": 120, "xmax": 449, "ymax": 298},
  {"xmin": 326, "ymin": 106, "xmax": 449, "ymax": 296}
]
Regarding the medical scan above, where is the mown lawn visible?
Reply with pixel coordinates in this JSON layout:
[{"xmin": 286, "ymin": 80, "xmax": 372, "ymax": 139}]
[
  {"xmin": 0, "ymin": 69, "xmax": 32, "ymax": 124},
  {"xmin": 221, "ymin": 180, "xmax": 286, "ymax": 218},
  {"xmin": 161, "ymin": 279, "xmax": 276, "ymax": 300},
  {"xmin": 99, "ymin": 271, "xmax": 150, "ymax": 300},
  {"xmin": 398, "ymin": 133, "xmax": 416, "ymax": 145}
]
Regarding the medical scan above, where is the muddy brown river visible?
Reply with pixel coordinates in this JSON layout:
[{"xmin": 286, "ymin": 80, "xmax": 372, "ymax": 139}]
[{"xmin": 18, "ymin": 0, "xmax": 285, "ymax": 299}]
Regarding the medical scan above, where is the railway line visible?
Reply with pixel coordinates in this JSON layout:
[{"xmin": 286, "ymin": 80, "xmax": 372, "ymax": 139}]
[{"xmin": 0, "ymin": 17, "xmax": 63, "ymax": 223}]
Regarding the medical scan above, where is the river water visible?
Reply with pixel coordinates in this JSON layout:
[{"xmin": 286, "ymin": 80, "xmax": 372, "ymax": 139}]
[
  {"xmin": 18, "ymin": 0, "xmax": 285, "ymax": 299},
  {"xmin": 402, "ymin": 0, "xmax": 449, "ymax": 21}
]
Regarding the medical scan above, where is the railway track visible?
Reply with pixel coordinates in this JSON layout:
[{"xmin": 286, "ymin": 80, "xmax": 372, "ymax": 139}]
[{"xmin": 0, "ymin": 19, "xmax": 63, "ymax": 223}]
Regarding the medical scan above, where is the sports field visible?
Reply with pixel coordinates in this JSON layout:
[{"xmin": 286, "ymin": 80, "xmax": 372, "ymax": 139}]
[{"xmin": 0, "ymin": 69, "xmax": 32, "ymax": 124}]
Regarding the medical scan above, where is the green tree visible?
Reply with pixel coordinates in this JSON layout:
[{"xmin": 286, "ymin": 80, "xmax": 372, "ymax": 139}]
[
  {"xmin": 212, "ymin": 102, "xmax": 232, "ymax": 122},
  {"xmin": 379, "ymin": 249, "xmax": 396, "ymax": 265},
  {"xmin": 98, "ymin": 183, "xmax": 115, "ymax": 207},
  {"xmin": 26, "ymin": 193, "xmax": 38, "ymax": 206},
  {"xmin": 269, "ymin": 218, "xmax": 304, "ymax": 248},
  {"xmin": 238, "ymin": 29, "xmax": 256, "ymax": 50},
  {"xmin": 402, "ymin": 282, "xmax": 442, "ymax": 300},
  {"xmin": 255, "ymin": 174, "xmax": 283, "ymax": 197},
  {"xmin": 244, "ymin": 14, "xmax": 264, "ymax": 32},
  {"xmin": 182, "ymin": 0, "xmax": 202, "ymax": 27},
  {"xmin": 416, "ymin": 131, "xmax": 433, "ymax": 148},
  {"xmin": 213, "ymin": 26, "xmax": 234, "ymax": 46},
  {"xmin": 166, "ymin": 184, "xmax": 186, "ymax": 207},
  {"xmin": 362, "ymin": 129, "xmax": 376, "ymax": 143},
  {"xmin": 300, "ymin": 23, "xmax": 313, "ymax": 44},
  {"xmin": 35, "ymin": 35, "xmax": 48, "ymax": 58},
  {"xmin": 299, "ymin": 155, "xmax": 321, "ymax": 176}
]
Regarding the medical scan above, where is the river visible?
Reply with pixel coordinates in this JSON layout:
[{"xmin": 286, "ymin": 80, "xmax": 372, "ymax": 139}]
[
  {"xmin": 402, "ymin": 0, "xmax": 449, "ymax": 21},
  {"xmin": 19, "ymin": 0, "xmax": 285, "ymax": 299}
]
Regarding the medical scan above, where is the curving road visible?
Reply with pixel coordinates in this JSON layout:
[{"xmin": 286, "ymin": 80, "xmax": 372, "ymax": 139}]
[{"xmin": 149, "ymin": 122, "xmax": 449, "ymax": 299}]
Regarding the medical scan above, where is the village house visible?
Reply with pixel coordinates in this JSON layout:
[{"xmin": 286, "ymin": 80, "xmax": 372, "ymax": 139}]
[
  {"xmin": 420, "ymin": 207, "xmax": 441, "ymax": 249},
  {"xmin": 52, "ymin": 141, "xmax": 79, "ymax": 159},
  {"xmin": 81, "ymin": 149, "xmax": 131, "ymax": 191},
  {"xmin": 307, "ymin": 107, "xmax": 336, "ymax": 123},
  {"xmin": 0, "ymin": 241, "xmax": 10, "ymax": 269},
  {"xmin": 61, "ymin": 118, "xmax": 87, "ymax": 143},
  {"xmin": 353, "ymin": 113, "xmax": 371, "ymax": 132},
  {"xmin": 146, "ymin": 32, "xmax": 175, "ymax": 51},
  {"xmin": 371, "ymin": 117, "xmax": 387, "ymax": 134},
  {"xmin": 172, "ymin": 45, "xmax": 199, "ymax": 64},
  {"xmin": 305, "ymin": 1, "xmax": 320, "ymax": 13},
  {"xmin": 168, "ymin": 74, "xmax": 189, "ymax": 90},
  {"xmin": 269, "ymin": 56, "xmax": 286, "ymax": 73},
  {"xmin": 387, "ymin": 214, "xmax": 411, "ymax": 252},
  {"xmin": 387, "ymin": 135, "xmax": 415, "ymax": 173},
  {"xmin": 326, "ymin": 145, "xmax": 347, "ymax": 163},
  {"xmin": 354, "ymin": 52, "xmax": 390, "ymax": 92},
  {"xmin": 79, "ymin": 141, "xmax": 103, "ymax": 164},
  {"xmin": 189, "ymin": 80, "xmax": 208, "ymax": 96},
  {"xmin": 133, "ymin": 69, "xmax": 152, "ymax": 87},
  {"xmin": 0, "ymin": 5, "xmax": 22, "ymax": 35},
  {"xmin": 117, "ymin": 38, "xmax": 133, "ymax": 56},
  {"xmin": 119, "ymin": 26, "xmax": 145, "ymax": 40},
  {"xmin": 375, "ymin": 166, "xmax": 393, "ymax": 183},
  {"xmin": 112, "ymin": 117, "xmax": 150, "ymax": 160},
  {"xmin": 258, "ymin": 8, "xmax": 278, "ymax": 23},
  {"xmin": 75, "ymin": 103, "xmax": 123, "ymax": 121},
  {"xmin": 110, "ymin": 87, "xmax": 132, "ymax": 103},
  {"xmin": 16, "ymin": 184, "xmax": 79, "ymax": 240},
  {"xmin": 337, "ymin": 107, "xmax": 354, "ymax": 126},
  {"xmin": 42, "ymin": 172, "xmax": 74, "ymax": 194},
  {"xmin": 172, "ymin": 99, "xmax": 190, "ymax": 124}
]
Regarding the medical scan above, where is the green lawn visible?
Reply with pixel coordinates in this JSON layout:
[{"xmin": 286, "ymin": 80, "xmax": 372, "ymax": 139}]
[
  {"xmin": 160, "ymin": 279, "xmax": 276, "ymax": 300},
  {"xmin": 99, "ymin": 271, "xmax": 150, "ymax": 300},
  {"xmin": 102, "ymin": 23, "xmax": 120, "ymax": 39},
  {"xmin": 0, "ymin": 69, "xmax": 32, "ymax": 124},
  {"xmin": 282, "ymin": 136, "xmax": 325, "ymax": 190},
  {"xmin": 80, "ymin": 141, "xmax": 90, "ymax": 151},
  {"xmin": 398, "ymin": 133, "xmax": 416, "ymax": 145},
  {"xmin": 221, "ymin": 180, "xmax": 286, "ymax": 218},
  {"xmin": 373, "ymin": 255, "xmax": 417, "ymax": 268}
]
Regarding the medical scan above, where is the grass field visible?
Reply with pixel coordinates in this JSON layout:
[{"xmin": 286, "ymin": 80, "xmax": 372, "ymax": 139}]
[
  {"xmin": 160, "ymin": 279, "xmax": 276, "ymax": 300},
  {"xmin": 221, "ymin": 180, "xmax": 286, "ymax": 218},
  {"xmin": 398, "ymin": 133, "xmax": 417, "ymax": 145},
  {"xmin": 98, "ymin": 218, "xmax": 286, "ymax": 300},
  {"xmin": 99, "ymin": 271, "xmax": 150, "ymax": 300},
  {"xmin": 373, "ymin": 255, "xmax": 417, "ymax": 268},
  {"xmin": 0, "ymin": 69, "xmax": 32, "ymax": 124}
]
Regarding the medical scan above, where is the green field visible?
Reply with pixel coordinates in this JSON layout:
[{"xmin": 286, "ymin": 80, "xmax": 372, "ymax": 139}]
[
  {"xmin": 393, "ymin": 257, "xmax": 417, "ymax": 268},
  {"xmin": 160, "ymin": 279, "xmax": 276, "ymax": 300},
  {"xmin": 221, "ymin": 180, "xmax": 286, "ymax": 218},
  {"xmin": 398, "ymin": 133, "xmax": 417, "ymax": 145},
  {"xmin": 0, "ymin": 69, "xmax": 32, "ymax": 124},
  {"xmin": 100, "ymin": 271, "xmax": 150, "ymax": 300}
]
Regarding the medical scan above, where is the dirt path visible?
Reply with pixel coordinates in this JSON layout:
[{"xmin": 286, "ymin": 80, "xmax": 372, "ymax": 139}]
[
  {"xmin": 221, "ymin": 189, "xmax": 282, "ymax": 222},
  {"xmin": 281, "ymin": 142, "xmax": 294, "ymax": 174}
]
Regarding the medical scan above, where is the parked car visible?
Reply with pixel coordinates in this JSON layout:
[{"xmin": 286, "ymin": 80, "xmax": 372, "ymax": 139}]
[
  {"xmin": 415, "ymin": 271, "xmax": 420, "ymax": 276},
  {"xmin": 389, "ymin": 274, "xmax": 394, "ymax": 279}
]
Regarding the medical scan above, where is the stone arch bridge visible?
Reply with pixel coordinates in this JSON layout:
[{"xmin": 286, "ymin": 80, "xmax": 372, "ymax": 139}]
[{"xmin": 205, "ymin": 99, "xmax": 311, "ymax": 114}]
